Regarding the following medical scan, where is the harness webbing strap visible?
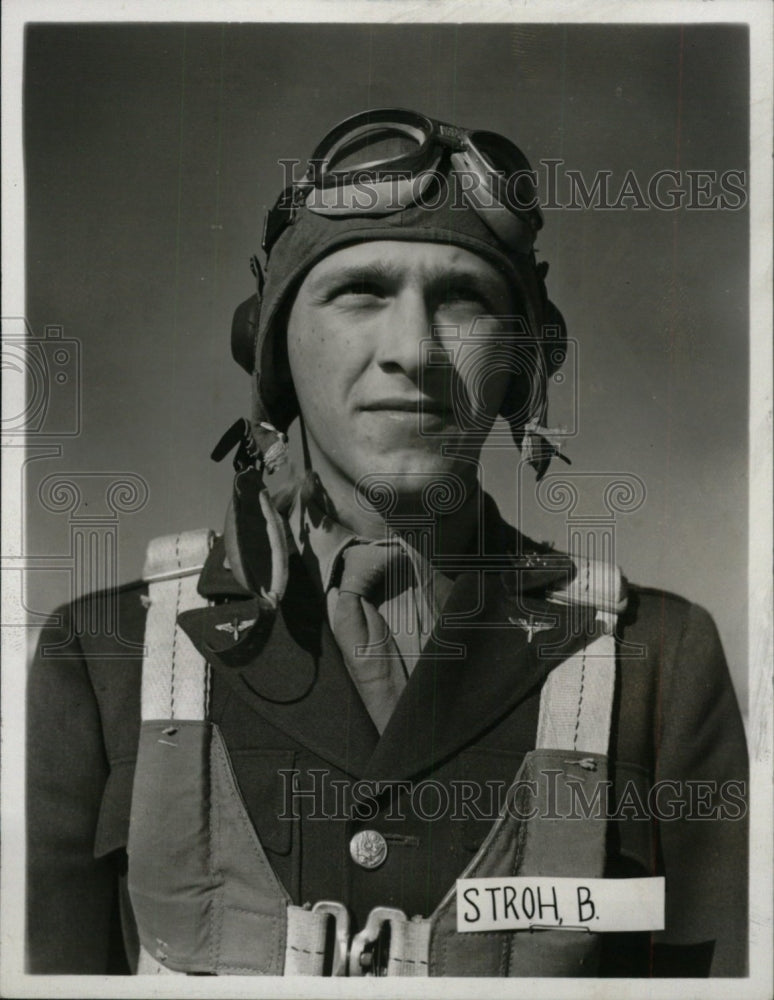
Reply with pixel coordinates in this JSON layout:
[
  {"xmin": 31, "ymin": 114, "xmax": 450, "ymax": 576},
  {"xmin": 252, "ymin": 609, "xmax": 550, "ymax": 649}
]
[
  {"xmin": 284, "ymin": 906, "xmax": 329, "ymax": 975},
  {"xmin": 141, "ymin": 530, "xmax": 212, "ymax": 721},
  {"xmin": 547, "ymin": 555, "xmax": 627, "ymax": 618},
  {"xmin": 535, "ymin": 558, "xmax": 624, "ymax": 754},
  {"xmin": 534, "ymin": 632, "xmax": 616, "ymax": 755},
  {"xmin": 387, "ymin": 917, "xmax": 432, "ymax": 976}
]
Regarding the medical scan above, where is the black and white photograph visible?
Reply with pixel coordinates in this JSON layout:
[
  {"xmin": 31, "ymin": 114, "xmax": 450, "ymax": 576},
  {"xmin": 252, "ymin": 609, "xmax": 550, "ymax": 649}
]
[{"xmin": 2, "ymin": 2, "xmax": 772, "ymax": 997}]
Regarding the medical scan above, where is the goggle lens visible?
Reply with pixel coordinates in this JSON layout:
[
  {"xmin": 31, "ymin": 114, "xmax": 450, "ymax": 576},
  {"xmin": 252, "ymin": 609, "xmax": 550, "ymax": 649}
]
[{"xmin": 323, "ymin": 127, "xmax": 423, "ymax": 175}]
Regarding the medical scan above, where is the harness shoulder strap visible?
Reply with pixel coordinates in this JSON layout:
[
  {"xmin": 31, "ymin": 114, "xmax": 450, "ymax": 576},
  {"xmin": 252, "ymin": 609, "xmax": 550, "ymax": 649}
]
[
  {"xmin": 135, "ymin": 529, "xmax": 214, "ymax": 976},
  {"xmin": 141, "ymin": 529, "xmax": 213, "ymax": 721},
  {"xmin": 546, "ymin": 554, "xmax": 627, "ymax": 627},
  {"xmin": 134, "ymin": 528, "xmax": 331, "ymax": 977},
  {"xmin": 536, "ymin": 554, "xmax": 627, "ymax": 754}
]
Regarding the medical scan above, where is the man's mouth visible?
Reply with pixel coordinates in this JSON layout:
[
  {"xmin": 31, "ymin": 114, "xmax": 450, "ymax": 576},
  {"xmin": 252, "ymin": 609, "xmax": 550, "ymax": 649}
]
[{"xmin": 360, "ymin": 397, "xmax": 455, "ymax": 417}]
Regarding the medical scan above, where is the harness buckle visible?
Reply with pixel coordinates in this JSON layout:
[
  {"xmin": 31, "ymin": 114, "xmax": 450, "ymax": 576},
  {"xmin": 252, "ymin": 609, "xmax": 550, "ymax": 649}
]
[
  {"xmin": 348, "ymin": 906, "xmax": 408, "ymax": 977},
  {"xmin": 311, "ymin": 900, "xmax": 350, "ymax": 977}
]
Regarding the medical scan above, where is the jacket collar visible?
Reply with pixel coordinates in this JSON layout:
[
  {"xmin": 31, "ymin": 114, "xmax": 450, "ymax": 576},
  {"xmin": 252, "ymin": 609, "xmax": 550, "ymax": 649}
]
[{"xmin": 179, "ymin": 495, "xmax": 589, "ymax": 780}]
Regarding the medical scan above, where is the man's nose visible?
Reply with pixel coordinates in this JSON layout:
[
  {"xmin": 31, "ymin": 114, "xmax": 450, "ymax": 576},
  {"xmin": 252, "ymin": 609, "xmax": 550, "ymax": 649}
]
[{"xmin": 374, "ymin": 289, "xmax": 437, "ymax": 378}]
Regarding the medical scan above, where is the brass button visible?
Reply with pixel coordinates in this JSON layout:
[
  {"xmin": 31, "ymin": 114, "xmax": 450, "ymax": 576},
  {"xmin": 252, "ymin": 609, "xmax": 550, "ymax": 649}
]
[{"xmin": 349, "ymin": 830, "xmax": 388, "ymax": 870}]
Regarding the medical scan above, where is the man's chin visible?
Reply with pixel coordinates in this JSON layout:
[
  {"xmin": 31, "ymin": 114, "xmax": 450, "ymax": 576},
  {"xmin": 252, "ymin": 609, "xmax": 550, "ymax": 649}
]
[{"xmin": 350, "ymin": 451, "xmax": 480, "ymax": 516}]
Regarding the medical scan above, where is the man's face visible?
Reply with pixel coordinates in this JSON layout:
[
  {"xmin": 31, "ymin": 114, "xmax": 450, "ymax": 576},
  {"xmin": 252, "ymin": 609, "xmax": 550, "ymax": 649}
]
[{"xmin": 286, "ymin": 240, "xmax": 517, "ymax": 506}]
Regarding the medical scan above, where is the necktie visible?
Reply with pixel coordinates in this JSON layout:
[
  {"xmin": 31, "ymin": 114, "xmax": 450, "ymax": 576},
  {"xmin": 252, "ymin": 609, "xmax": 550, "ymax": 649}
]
[{"xmin": 332, "ymin": 543, "xmax": 409, "ymax": 734}]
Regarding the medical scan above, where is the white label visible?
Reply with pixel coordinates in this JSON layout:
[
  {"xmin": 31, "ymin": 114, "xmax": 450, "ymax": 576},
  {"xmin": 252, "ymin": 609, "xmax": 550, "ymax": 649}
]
[{"xmin": 456, "ymin": 876, "xmax": 665, "ymax": 933}]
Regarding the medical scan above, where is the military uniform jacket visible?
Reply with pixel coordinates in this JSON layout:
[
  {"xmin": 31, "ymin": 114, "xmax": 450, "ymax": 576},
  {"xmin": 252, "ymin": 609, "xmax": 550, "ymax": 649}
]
[{"xmin": 27, "ymin": 501, "xmax": 749, "ymax": 977}]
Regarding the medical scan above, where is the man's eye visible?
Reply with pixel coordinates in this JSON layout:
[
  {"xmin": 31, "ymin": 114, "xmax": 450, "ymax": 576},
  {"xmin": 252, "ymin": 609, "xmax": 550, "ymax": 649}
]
[
  {"xmin": 439, "ymin": 286, "xmax": 492, "ymax": 310},
  {"xmin": 332, "ymin": 281, "xmax": 386, "ymax": 301}
]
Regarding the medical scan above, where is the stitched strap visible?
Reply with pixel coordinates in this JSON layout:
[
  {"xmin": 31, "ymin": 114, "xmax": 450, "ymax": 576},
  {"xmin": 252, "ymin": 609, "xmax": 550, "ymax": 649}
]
[
  {"xmin": 535, "ymin": 633, "xmax": 616, "ymax": 754},
  {"xmin": 141, "ymin": 530, "xmax": 213, "ymax": 721},
  {"xmin": 283, "ymin": 905, "xmax": 329, "ymax": 975},
  {"xmin": 547, "ymin": 555, "xmax": 627, "ymax": 632},
  {"xmin": 387, "ymin": 916, "xmax": 432, "ymax": 976},
  {"xmin": 537, "ymin": 558, "xmax": 625, "ymax": 754}
]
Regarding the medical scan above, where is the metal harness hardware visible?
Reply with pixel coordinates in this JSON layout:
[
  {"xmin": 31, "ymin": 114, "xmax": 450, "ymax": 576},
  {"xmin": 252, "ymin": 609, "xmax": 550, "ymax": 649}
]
[
  {"xmin": 311, "ymin": 902, "xmax": 414, "ymax": 976},
  {"xmin": 310, "ymin": 901, "xmax": 349, "ymax": 976},
  {"xmin": 348, "ymin": 906, "xmax": 411, "ymax": 977}
]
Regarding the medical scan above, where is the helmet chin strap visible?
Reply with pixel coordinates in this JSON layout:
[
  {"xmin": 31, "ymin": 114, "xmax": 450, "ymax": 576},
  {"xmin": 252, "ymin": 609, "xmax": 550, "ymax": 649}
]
[
  {"xmin": 297, "ymin": 414, "xmax": 337, "ymax": 523},
  {"xmin": 222, "ymin": 492, "xmax": 252, "ymax": 592},
  {"xmin": 212, "ymin": 417, "xmax": 290, "ymax": 604}
]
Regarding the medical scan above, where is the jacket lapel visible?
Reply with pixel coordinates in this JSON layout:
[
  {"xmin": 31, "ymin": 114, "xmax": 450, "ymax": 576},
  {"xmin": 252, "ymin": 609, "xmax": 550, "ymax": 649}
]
[
  {"xmin": 364, "ymin": 552, "xmax": 597, "ymax": 783},
  {"xmin": 178, "ymin": 543, "xmax": 379, "ymax": 777}
]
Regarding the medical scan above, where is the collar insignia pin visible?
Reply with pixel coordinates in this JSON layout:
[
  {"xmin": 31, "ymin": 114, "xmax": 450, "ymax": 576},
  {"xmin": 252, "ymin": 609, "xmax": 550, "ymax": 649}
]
[
  {"xmin": 509, "ymin": 615, "xmax": 553, "ymax": 643},
  {"xmin": 214, "ymin": 617, "xmax": 256, "ymax": 642}
]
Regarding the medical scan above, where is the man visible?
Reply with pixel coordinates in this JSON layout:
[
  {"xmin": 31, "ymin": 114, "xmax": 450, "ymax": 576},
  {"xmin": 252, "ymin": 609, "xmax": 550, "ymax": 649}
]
[{"xmin": 27, "ymin": 109, "xmax": 748, "ymax": 978}]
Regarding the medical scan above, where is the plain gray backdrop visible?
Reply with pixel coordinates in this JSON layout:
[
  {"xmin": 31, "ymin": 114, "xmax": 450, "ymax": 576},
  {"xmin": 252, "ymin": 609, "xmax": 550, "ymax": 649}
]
[{"xmin": 23, "ymin": 22, "xmax": 749, "ymax": 703}]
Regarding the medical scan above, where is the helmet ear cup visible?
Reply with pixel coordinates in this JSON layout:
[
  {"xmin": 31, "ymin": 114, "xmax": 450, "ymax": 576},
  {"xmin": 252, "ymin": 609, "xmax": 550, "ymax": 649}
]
[
  {"xmin": 498, "ymin": 356, "xmax": 546, "ymax": 432},
  {"xmin": 498, "ymin": 286, "xmax": 568, "ymax": 432},
  {"xmin": 231, "ymin": 292, "xmax": 261, "ymax": 374}
]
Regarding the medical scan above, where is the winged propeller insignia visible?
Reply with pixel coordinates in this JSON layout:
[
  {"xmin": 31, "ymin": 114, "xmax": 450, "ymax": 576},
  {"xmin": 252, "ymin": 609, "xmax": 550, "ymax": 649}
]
[{"xmin": 214, "ymin": 618, "xmax": 257, "ymax": 642}]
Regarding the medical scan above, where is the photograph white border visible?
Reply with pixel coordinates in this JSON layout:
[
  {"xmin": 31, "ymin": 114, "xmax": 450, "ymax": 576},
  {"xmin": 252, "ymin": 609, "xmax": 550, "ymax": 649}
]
[{"xmin": 2, "ymin": 2, "xmax": 771, "ymax": 998}]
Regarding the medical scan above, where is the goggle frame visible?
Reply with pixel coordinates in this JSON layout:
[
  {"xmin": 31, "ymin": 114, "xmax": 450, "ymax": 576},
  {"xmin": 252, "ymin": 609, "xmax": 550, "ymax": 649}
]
[{"xmin": 262, "ymin": 108, "xmax": 543, "ymax": 256}]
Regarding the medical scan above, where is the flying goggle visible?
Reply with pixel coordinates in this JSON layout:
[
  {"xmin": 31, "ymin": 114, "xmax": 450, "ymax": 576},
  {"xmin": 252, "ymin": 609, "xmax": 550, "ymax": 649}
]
[{"xmin": 262, "ymin": 108, "xmax": 544, "ymax": 257}]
